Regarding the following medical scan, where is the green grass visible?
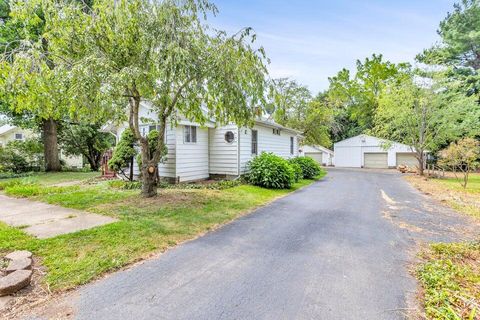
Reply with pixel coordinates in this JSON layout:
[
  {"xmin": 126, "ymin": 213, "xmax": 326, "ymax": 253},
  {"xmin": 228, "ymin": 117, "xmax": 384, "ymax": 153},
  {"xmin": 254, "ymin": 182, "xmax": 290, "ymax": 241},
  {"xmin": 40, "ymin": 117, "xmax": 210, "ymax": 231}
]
[
  {"xmin": 0, "ymin": 173, "xmax": 325, "ymax": 291},
  {"xmin": 417, "ymin": 242, "xmax": 480, "ymax": 320},
  {"xmin": 0, "ymin": 171, "xmax": 99, "ymax": 189},
  {"xmin": 435, "ymin": 174, "xmax": 480, "ymax": 194}
]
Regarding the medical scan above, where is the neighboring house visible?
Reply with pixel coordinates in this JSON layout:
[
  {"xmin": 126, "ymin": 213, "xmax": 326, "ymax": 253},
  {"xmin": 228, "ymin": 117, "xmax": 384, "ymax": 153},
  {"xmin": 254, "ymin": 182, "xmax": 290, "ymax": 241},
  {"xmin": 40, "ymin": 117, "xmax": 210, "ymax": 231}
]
[
  {"xmin": 0, "ymin": 124, "xmax": 33, "ymax": 147},
  {"xmin": 0, "ymin": 124, "xmax": 83, "ymax": 169},
  {"xmin": 299, "ymin": 145, "xmax": 334, "ymax": 166},
  {"xmin": 334, "ymin": 134, "xmax": 422, "ymax": 169},
  {"xmin": 110, "ymin": 102, "xmax": 303, "ymax": 183}
]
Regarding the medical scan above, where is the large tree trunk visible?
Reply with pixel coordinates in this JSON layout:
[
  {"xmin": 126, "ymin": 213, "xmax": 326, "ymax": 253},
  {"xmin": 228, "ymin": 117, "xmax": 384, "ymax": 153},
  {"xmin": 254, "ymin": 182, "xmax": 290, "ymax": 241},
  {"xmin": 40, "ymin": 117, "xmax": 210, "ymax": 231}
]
[
  {"xmin": 42, "ymin": 118, "xmax": 61, "ymax": 172},
  {"xmin": 141, "ymin": 160, "xmax": 158, "ymax": 197},
  {"xmin": 417, "ymin": 151, "xmax": 424, "ymax": 176}
]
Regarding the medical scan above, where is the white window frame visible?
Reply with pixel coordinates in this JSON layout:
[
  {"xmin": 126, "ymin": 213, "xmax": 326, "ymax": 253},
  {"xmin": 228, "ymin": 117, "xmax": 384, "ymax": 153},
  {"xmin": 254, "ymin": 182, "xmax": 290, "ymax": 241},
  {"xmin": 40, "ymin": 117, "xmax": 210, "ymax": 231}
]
[{"xmin": 184, "ymin": 125, "xmax": 197, "ymax": 144}]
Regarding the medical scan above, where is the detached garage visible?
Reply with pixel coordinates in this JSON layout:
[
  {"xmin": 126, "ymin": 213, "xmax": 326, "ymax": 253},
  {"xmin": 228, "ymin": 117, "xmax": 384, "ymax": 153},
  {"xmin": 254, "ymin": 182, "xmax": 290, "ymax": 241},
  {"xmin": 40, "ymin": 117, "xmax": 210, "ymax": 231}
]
[
  {"xmin": 300, "ymin": 145, "xmax": 334, "ymax": 166},
  {"xmin": 333, "ymin": 134, "xmax": 422, "ymax": 169}
]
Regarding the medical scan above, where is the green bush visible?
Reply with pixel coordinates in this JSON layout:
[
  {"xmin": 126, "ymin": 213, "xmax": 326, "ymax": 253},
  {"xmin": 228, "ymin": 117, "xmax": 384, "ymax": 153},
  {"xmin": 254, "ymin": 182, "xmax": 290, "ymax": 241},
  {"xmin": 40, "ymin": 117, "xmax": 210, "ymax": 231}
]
[
  {"xmin": 247, "ymin": 152, "xmax": 295, "ymax": 189},
  {"xmin": 289, "ymin": 157, "xmax": 321, "ymax": 179},
  {"xmin": 289, "ymin": 161, "xmax": 303, "ymax": 182}
]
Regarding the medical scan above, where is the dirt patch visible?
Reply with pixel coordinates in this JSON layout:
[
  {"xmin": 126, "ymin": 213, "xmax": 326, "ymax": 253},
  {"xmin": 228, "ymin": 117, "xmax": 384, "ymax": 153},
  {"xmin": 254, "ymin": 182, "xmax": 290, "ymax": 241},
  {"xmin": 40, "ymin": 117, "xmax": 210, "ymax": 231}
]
[{"xmin": 405, "ymin": 175, "xmax": 480, "ymax": 221}]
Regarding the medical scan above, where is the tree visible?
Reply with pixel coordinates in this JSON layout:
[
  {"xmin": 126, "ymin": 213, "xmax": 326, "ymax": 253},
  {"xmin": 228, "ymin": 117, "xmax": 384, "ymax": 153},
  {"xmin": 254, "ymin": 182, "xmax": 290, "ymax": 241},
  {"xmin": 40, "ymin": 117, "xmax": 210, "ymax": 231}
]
[
  {"xmin": 326, "ymin": 54, "xmax": 406, "ymax": 140},
  {"xmin": 267, "ymin": 78, "xmax": 332, "ymax": 147},
  {"xmin": 418, "ymin": 0, "xmax": 480, "ymax": 70},
  {"xmin": 65, "ymin": 0, "xmax": 269, "ymax": 197},
  {"xmin": 108, "ymin": 129, "xmax": 137, "ymax": 181},
  {"xmin": 439, "ymin": 138, "xmax": 480, "ymax": 188},
  {"xmin": 418, "ymin": 0, "xmax": 480, "ymax": 101},
  {"xmin": 58, "ymin": 123, "xmax": 114, "ymax": 171},
  {"xmin": 373, "ymin": 75, "xmax": 480, "ymax": 175},
  {"xmin": 0, "ymin": 0, "xmax": 102, "ymax": 172}
]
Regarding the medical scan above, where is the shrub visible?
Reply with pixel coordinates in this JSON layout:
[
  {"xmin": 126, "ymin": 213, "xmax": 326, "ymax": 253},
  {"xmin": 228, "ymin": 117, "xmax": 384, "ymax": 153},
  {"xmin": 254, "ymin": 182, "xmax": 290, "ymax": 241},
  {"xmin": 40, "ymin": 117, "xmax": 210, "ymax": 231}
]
[
  {"xmin": 247, "ymin": 152, "xmax": 295, "ymax": 189},
  {"xmin": 288, "ymin": 161, "xmax": 303, "ymax": 182},
  {"xmin": 289, "ymin": 157, "xmax": 321, "ymax": 179}
]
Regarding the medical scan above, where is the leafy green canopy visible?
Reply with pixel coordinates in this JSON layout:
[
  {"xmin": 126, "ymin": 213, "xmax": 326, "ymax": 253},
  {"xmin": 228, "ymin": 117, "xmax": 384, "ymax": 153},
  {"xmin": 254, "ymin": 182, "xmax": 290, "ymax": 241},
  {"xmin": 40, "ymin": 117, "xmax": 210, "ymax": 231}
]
[
  {"xmin": 326, "ymin": 54, "xmax": 408, "ymax": 141},
  {"xmin": 55, "ymin": 0, "xmax": 269, "ymax": 196},
  {"xmin": 373, "ymin": 75, "xmax": 480, "ymax": 157},
  {"xmin": 418, "ymin": 0, "xmax": 480, "ymax": 100},
  {"xmin": 267, "ymin": 78, "xmax": 333, "ymax": 147}
]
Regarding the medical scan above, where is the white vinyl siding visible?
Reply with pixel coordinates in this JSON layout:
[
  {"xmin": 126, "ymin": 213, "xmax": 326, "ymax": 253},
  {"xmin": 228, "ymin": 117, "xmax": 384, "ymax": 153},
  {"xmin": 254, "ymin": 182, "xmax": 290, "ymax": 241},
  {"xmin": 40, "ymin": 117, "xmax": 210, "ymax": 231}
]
[
  {"xmin": 238, "ymin": 124, "xmax": 299, "ymax": 174},
  {"xmin": 176, "ymin": 125, "xmax": 209, "ymax": 182},
  {"xmin": 209, "ymin": 125, "xmax": 238, "ymax": 175},
  {"xmin": 256, "ymin": 125, "xmax": 298, "ymax": 159},
  {"xmin": 132, "ymin": 124, "xmax": 176, "ymax": 178}
]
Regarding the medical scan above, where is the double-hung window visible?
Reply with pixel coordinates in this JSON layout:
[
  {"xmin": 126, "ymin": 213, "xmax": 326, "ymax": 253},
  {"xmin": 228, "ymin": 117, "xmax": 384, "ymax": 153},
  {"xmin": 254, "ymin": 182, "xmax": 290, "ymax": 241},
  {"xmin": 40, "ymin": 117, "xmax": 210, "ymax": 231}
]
[
  {"xmin": 14, "ymin": 133, "xmax": 23, "ymax": 140},
  {"xmin": 184, "ymin": 125, "xmax": 197, "ymax": 143},
  {"xmin": 290, "ymin": 137, "xmax": 294, "ymax": 155},
  {"xmin": 251, "ymin": 130, "xmax": 258, "ymax": 155}
]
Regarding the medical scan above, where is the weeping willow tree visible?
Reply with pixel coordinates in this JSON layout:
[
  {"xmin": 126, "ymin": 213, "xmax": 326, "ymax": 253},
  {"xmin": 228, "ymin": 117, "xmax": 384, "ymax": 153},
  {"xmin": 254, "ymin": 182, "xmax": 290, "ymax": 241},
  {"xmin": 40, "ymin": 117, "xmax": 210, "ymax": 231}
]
[{"xmin": 56, "ymin": 0, "xmax": 269, "ymax": 197}]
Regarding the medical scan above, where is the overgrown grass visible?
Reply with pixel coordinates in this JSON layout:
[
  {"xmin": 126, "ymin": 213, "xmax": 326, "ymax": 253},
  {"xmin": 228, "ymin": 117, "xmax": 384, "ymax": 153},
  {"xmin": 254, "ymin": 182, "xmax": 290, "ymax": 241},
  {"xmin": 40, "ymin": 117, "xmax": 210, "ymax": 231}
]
[
  {"xmin": 417, "ymin": 242, "xmax": 480, "ymax": 320},
  {"xmin": 405, "ymin": 174, "xmax": 480, "ymax": 220},
  {"xmin": 0, "ymin": 171, "xmax": 99, "ymax": 189},
  {"xmin": 0, "ymin": 173, "xmax": 325, "ymax": 291}
]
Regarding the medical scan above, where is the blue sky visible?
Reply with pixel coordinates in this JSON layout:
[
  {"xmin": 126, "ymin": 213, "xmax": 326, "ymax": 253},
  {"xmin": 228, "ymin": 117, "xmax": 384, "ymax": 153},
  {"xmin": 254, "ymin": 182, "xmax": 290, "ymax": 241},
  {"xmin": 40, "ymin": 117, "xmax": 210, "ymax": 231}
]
[{"xmin": 210, "ymin": 0, "xmax": 456, "ymax": 93}]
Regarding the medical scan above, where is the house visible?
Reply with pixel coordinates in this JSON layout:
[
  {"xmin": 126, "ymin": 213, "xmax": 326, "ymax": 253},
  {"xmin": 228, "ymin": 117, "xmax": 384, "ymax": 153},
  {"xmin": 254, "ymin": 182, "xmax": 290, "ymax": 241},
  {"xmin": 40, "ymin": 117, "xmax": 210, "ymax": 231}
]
[
  {"xmin": 299, "ymin": 145, "xmax": 334, "ymax": 166},
  {"xmin": 110, "ymin": 102, "xmax": 303, "ymax": 183},
  {"xmin": 0, "ymin": 124, "xmax": 83, "ymax": 169},
  {"xmin": 0, "ymin": 124, "xmax": 34, "ymax": 147},
  {"xmin": 334, "ymin": 134, "xmax": 421, "ymax": 169}
]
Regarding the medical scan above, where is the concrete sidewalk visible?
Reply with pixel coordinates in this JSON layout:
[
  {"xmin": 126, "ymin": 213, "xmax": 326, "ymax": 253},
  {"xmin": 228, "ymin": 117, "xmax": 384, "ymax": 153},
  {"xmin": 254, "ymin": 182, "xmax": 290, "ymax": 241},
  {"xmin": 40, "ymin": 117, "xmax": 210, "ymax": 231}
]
[{"xmin": 0, "ymin": 194, "xmax": 117, "ymax": 238}]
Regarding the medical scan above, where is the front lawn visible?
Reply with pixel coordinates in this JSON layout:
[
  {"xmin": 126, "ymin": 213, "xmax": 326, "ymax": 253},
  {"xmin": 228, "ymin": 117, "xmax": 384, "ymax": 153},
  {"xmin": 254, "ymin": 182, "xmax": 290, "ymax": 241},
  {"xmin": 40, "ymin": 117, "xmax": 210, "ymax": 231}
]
[
  {"xmin": 0, "ymin": 171, "xmax": 99, "ymax": 188},
  {"xmin": 0, "ymin": 173, "xmax": 324, "ymax": 291},
  {"xmin": 417, "ymin": 242, "xmax": 479, "ymax": 319},
  {"xmin": 405, "ymin": 173, "xmax": 480, "ymax": 220}
]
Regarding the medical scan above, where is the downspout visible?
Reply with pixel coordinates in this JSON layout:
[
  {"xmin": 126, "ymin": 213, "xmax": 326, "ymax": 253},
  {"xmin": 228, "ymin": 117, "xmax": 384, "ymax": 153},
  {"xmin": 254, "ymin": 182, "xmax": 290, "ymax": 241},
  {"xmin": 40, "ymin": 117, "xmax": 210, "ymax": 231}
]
[{"xmin": 237, "ymin": 127, "xmax": 241, "ymax": 178}]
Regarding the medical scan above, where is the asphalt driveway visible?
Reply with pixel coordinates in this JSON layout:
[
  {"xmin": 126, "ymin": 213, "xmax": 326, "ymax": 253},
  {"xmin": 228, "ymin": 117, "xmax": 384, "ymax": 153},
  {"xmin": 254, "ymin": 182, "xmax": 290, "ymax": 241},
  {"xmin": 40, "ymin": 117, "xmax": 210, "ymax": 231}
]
[{"xmin": 33, "ymin": 168, "xmax": 478, "ymax": 320}]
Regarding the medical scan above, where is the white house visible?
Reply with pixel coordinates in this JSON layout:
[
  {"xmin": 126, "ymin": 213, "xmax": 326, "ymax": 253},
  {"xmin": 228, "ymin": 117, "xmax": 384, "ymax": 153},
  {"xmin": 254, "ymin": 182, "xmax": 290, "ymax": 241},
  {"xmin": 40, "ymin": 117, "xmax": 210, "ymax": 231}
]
[
  {"xmin": 0, "ymin": 124, "xmax": 83, "ymax": 169},
  {"xmin": 111, "ymin": 102, "xmax": 303, "ymax": 183},
  {"xmin": 300, "ymin": 145, "xmax": 334, "ymax": 166},
  {"xmin": 334, "ymin": 134, "xmax": 421, "ymax": 169}
]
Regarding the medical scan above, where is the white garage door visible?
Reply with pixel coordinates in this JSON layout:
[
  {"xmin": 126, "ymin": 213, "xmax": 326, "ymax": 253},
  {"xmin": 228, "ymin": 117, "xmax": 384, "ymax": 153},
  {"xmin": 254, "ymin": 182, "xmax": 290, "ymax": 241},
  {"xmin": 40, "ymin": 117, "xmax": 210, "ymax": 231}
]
[
  {"xmin": 364, "ymin": 153, "xmax": 388, "ymax": 168},
  {"xmin": 396, "ymin": 153, "xmax": 417, "ymax": 168},
  {"xmin": 305, "ymin": 152, "xmax": 323, "ymax": 165}
]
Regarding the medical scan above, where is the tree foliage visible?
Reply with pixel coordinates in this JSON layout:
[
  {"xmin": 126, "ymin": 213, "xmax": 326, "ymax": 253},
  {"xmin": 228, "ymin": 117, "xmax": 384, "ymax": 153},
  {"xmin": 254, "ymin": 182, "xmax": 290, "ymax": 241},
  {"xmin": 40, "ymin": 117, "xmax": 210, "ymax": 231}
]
[
  {"xmin": 58, "ymin": 123, "xmax": 114, "ymax": 171},
  {"xmin": 439, "ymin": 138, "xmax": 480, "ymax": 188},
  {"xmin": 267, "ymin": 78, "xmax": 333, "ymax": 147},
  {"xmin": 109, "ymin": 129, "xmax": 136, "ymax": 181},
  {"xmin": 326, "ymin": 54, "xmax": 406, "ymax": 140},
  {"xmin": 59, "ymin": 0, "xmax": 269, "ymax": 197}
]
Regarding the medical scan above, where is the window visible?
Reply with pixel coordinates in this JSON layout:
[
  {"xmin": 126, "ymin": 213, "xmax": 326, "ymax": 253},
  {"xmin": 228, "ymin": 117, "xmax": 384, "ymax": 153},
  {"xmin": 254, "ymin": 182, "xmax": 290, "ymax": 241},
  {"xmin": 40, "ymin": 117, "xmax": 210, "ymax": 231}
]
[
  {"xmin": 251, "ymin": 130, "xmax": 258, "ymax": 155},
  {"xmin": 184, "ymin": 125, "xmax": 197, "ymax": 143},
  {"xmin": 290, "ymin": 137, "xmax": 294, "ymax": 155},
  {"xmin": 272, "ymin": 128, "xmax": 280, "ymax": 135},
  {"xmin": 149, "ymin": 125, "xmax": 157, "ymax": 132},
  {"xmin": 225, "ymin": 131, "xmax": 235, "ymax": 143},
  {"xmin": 14, "ymin": 133, "xmax": 23, "ymax": 140}
]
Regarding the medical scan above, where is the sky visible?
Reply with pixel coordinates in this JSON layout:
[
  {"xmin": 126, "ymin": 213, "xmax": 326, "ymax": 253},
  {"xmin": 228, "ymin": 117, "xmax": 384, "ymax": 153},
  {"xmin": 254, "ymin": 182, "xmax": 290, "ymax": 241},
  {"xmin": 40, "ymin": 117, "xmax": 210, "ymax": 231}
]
[{"xmin": 210, "ymin": 0, "xmax": 456, "ymax": 94}]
